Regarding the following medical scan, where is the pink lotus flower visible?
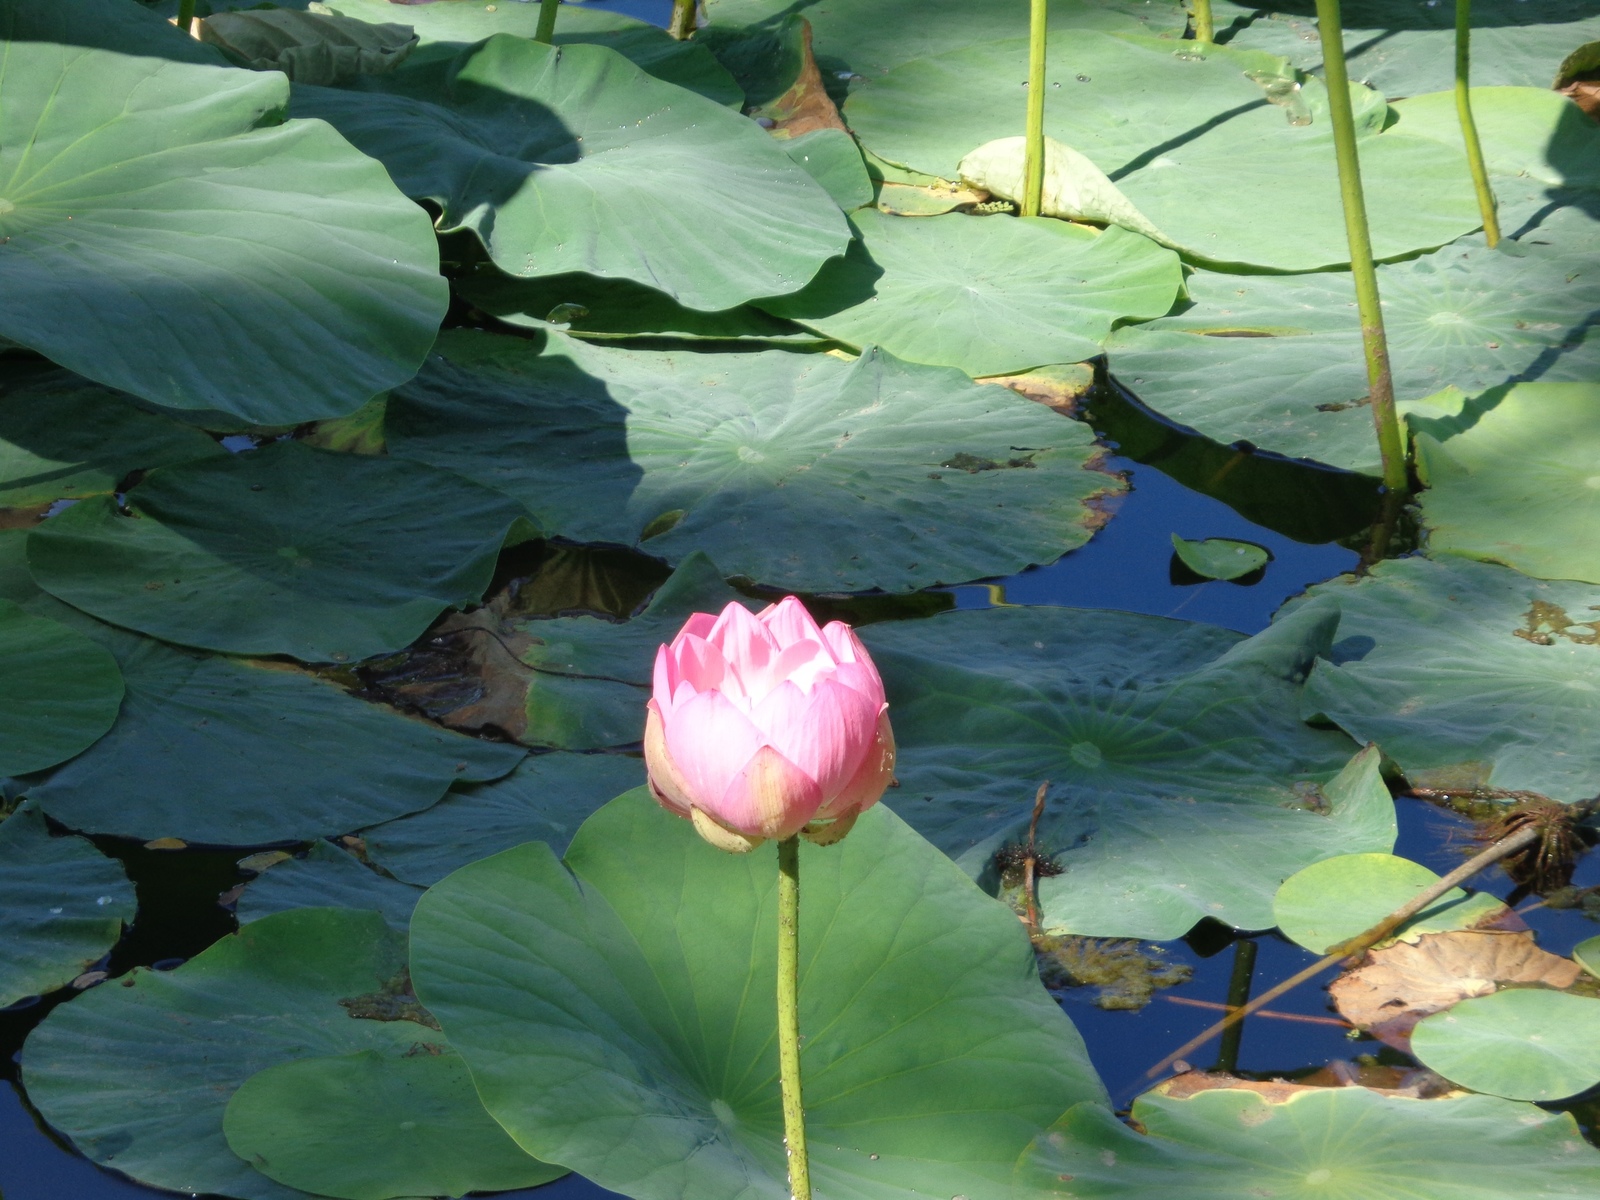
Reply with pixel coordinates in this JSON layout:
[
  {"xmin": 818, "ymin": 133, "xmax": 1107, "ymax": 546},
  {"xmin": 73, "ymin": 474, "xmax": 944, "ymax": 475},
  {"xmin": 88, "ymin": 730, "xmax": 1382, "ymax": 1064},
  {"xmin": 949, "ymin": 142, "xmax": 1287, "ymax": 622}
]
[{"xmin": 644, "ymin": 597, "xmax": 895, "ymax": 852}]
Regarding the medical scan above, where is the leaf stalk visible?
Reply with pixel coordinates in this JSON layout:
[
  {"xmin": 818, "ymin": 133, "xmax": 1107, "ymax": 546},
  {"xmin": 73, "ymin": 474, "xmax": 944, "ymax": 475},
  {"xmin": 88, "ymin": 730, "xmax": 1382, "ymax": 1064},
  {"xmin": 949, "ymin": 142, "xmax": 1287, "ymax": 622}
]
[
  {"xmin": 534, "ymin": 0, "xmax": 560, "ymax": 44},
  {"xmin": 669, "ymin": 0, "xmax": 698, "ymax": 41},
  {"xmin": 777, "ymin": 836, "xmax": 811, "ymax": 1200},
  {"xmin": 1193, "ymin": 0, "xmax": 1215, "ymax": 43},
  {"xmin": 1313, "ymin": 0, "xmax": 1408, "ymax": 496},
  {"xmin": 1455, "ymin": 0, "xmax": 1501, "ymax": 246},
  {"xmin": 1022, "ymin": 0, "xmax": 1048, "ymax": 217}
]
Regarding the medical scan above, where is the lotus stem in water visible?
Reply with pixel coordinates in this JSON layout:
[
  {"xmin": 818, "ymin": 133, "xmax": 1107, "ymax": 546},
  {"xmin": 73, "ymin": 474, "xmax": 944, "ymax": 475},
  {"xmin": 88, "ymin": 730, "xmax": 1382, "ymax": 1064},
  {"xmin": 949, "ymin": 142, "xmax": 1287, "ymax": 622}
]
[
  {"xmin": 669, "ymin": 0, "xmax": 698, "ymax": 40},
  {"xmin": 1456, "ymin": 0, "xmax": 1501, "ymax": 246},
  {"xmin": 1312, "ymin": 0, "xmax": 1408, "ymax": 497},
  {"xmin": 1023, "ymin": 0, "xmax": 1048, "ymax": 216}
]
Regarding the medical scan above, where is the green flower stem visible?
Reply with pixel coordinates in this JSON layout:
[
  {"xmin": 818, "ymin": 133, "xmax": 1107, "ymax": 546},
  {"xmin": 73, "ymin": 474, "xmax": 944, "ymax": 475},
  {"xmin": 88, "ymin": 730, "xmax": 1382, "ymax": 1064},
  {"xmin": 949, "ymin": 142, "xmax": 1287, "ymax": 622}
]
[
  {"xmin": 1313, "ymin": 0, "xmax": 1408, "ymax": 497},
  {"xmin": 1455, "ymin": 0, "xmax": 1501, "ymax": 246},
  {"xmin": 777, "ymin": 835, "xmax": 810, "ymax": 1200},
  {"xmin": 534, "ymin": 0, "xmax": 560, "ymax": 44},
  {"xmin": 669, "ymin": 0, "xmax": 697, "ymax": 40},
  {"xmin": 1193, "ymin": 0, "xmax": 1215, "ymax": 43},
  {"xmin": 1022, "ymin": 0, "xmax": 1048, "ymax": 217},
  {"xmin": 176, "ymin": 0, "xmax": 196, "ymax": 31},
  {"xmin": 1214, "ymin": 938, "xmax": 1257, "ymax": 1073}
]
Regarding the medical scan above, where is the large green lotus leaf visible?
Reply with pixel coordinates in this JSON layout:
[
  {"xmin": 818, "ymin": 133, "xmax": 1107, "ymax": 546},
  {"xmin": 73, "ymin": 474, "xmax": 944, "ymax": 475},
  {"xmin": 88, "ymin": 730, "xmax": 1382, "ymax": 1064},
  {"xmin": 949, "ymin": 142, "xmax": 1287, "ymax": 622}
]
[
  {"xmin": 1414, "ymin": 382, "xmax": 1600, "ymax": 584},
  {"xmin": 21, "ymin": 908, "xmax": 438, "ymax": 1200},
  {"xmin": 1388, "ymin": 86, "xmax": 1600, "ymax": 228},
  {"xmin": 1228, "ymin": 1, "xmax": 1600, "ymax": 99},
  {"xmin": 0, "ymin": 802, "xmax": 135, "ymax": 1008},
  {"xmin": 706, "ymin": 0, "xmax": 1193, "ymax": 77},
  {"xmin": 845, "ymin": 32, "xmax": 1479, "ymax": 269},
  {"xmin": 293, "ymin": 37, "xmax": 848, "ymax": 311},
  {"xmin": 1014, "ymin": 1089, "xmax": 1600, "ymax": 1198},
  {"xmin": 781, "ymin": 127, "xmax": 875, "ymax": 211},
  {"xmin": 409, "ymin": 789, "xmax": 1108, "ymax": 1200},
  {"xmin": 0, "ymin": 598, "xmax": 122, "ymax": 776},
  {"xmin": 1412, "ymin": 989, "xmax": 1600, "ymax": 1102},
  {"xmin": 1273, "ymin": 853, "xmax": 1511, "ymax": 955},
  {"xmin": 24, "ymin": 604, "xmax": 524, "ymax": 844},
  {"xmin": 0, "ymin": 43, "xmax": 446, "ymax": 424},
  {"xmin": 27, "ymin": 441, "xmax": 531, "ymax": 663},
  {"xmin": 0, "ymin": 372, "xmax": 222, "ymax": 510},
  {"xmin": 0, "ymin": 0, "xmax": 225, "ymax": 64},
  {"xmin": 362, "ymin": 752, "xmax": 641, "ymax": 885},
  {"xmin": 757, "ymin": 210, "xmax": 1182, "ymax": 376},
  {"xmin": 238, "ymin": 840, "xmax": 421, "ymax": 933},
  {"xmin": 198, "ymin": 9, "xmax": 419, "ymax": 86},
  {"xmin": 1104, "ymin": 233, "xmax": 1600, "ymax": 473},
  {"xmin": 459, "ymin": 269, "xmax": 823, "ymax": 344},
  {"xmin": 308, "ymin": 0, "xmax": 743, "ymax": 103},
  {"xmin": 387, "ymin": 330, "xmax": 1121, "ymax": 592},
  {"xmin": 1171, "ymin": 535, "xmax": 1271, "ymax": 581},
  {"xmin": 1286, "ymin": 555, "xmax": 1600, "ymax": 802},
  {"xmin": 858, "ymin": 604, "xmax": 1369, "ymax": 941},
  {"xmin": 224, "ymin": 1050, "xmax": 565, "ymax": 1200}
]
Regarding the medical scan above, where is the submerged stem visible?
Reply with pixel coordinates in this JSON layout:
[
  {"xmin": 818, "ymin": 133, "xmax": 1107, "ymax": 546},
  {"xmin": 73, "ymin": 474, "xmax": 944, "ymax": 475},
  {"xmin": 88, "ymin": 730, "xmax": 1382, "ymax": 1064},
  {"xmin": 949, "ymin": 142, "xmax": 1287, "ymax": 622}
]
[
  {"xmin": 777, "ymin": 836, "xmax": 810, "ymax": 1200},
  {"xmin": 1022, "ymin": 0, "xmax": 1048, "ymax": 217},
  {"xmin": 1213, "ymin": 938, "xmax": 1257, "ymax": 1072},
  {"xmin": 1313, "ymin": 0, "xmax": 1408, "ymax": 497},
  {"xmin": 668, "ymin": 0, "xmax": 698, "ymax": 40},
  {"xmin": 534, "ymin": 0, "xmax": 560, "ymax": 44},
  {"xmin": 1192, "ymin": 0, "xmax": 1215, "ymax": 42},
  {"xmin": 1455, "ymin": 0, "xmax": 1501, "ymax": 246}
]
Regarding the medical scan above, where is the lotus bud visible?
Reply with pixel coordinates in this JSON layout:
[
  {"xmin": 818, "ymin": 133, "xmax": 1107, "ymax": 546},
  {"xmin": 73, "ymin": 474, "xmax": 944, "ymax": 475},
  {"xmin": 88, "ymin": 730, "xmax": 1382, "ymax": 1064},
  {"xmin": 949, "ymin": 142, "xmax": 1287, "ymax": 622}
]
[{"xmin": 644, "ymin": 597, "xmax": 896, "ymax": 852}]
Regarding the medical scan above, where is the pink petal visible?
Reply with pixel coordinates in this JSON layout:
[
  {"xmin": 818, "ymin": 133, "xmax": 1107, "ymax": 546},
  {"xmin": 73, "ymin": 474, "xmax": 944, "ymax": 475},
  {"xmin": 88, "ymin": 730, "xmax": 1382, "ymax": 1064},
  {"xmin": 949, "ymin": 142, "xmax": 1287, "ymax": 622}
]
[
  {"xmin": 669, "ymin": 611, "xmax": 718, "ymax": 650},
  {"xmin": 711, "ymin": 744, "xmax": 824, "ymax": 840},
  {"xmin": 750, "ymin": 677, "xmax": 879, "ymax": 803},
  {"xmin": 673, "ymin": 634, "xmax": 729, "ymax": 696},
  {"xmin": 706, "ymin": 603, "xmax": 778, "ymax": 701},
  {"xmin": 662, "ymin": 689, "xmax": 766, "ymax": 809},
  {"xmin": 760, "ymin": 596, "xmax": 827, "ymax": 651},
  {"xmin": 823, "ymin": 624, "xmax": 884, "ymax": 696},
  {"xmin": 814, "ymin": 708, "xmax": 896, "ymax": 820},
  {"xmin": 643, "ymin": 702, "xmax": 693, "ymax": 818},
  {"xmin": 827, "ymin": 658, "xmax": 886, "ymax": 710},
  {"xmin": 747, "ymin": 637, "xmax": 831, "ymax": 699}
]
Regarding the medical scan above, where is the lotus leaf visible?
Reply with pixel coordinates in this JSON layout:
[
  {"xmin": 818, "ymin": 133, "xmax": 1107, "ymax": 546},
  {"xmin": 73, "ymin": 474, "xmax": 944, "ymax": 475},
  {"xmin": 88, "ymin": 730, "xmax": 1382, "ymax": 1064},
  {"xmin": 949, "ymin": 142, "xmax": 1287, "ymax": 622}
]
[
  {"xmin": 410, "ymin": 789, "xmax": 1107, "ymax": 1200},
  {"xmin": 1105, "ymin": 234, "xmax": 1600, "ymax": 473},
  {"xmin": 1412, "ymin": 988, "xmax": 1600, "ymax": 1101},
  {"xmin": 0, "ymin": 0, "xmax": 224, "ymax": 64},
  {"xmin": 362, "ymin": 752, "xmax": 642, "ymax": 885},
  {"xmin": 459, "ymin": 270, "xmax": 821, "ymax": 343},
  {"xmin": 387, "ymin": 330, "xmax": 1122, "ymax": 593},
  {"xmin": 1273, "ymin": 853, "xmax": 1512, "ymax": 955},
  {"xmin": 0, "ymin": 42, "xmax": 446, "ymax": 423},
  {"xmin": 238, "ymin": 841, "xmax": 421, "ymax": 933},
  {"xmin": 783, "ymin": 129, "xmax": 875, "ymax": 211},
  {"xmin": 293, "ymin": 36, "xmax": 849, "ymax": 311},
  {"xmin": 224, "ymin": 1050, "xmax": 565, "ymax": 1200},
  {"xmin": 1286, "ymin": 556, "xmax": 1600, "ymax": 801},
  {"xmin": 1171, "ymin": 535, "xmax": 1271, "ymax": 581},
  {"xmin": 1577, "ymin": 935, "xmax": 1600, "ymax": 976},
  {"xmin": 858, "ymin": 606, "xmax": 1376, "ymax": 940},
  {"xmin": 198, "ymin": 9, "xmax": 418, "ymax": 85},
  {"xmin": 0, "ymin": 803, "xmax": 134, "ymax": 1008},
  {"xmin": 24, "ymin": 604, "xmax": 524, "ymax": 844},
  {"xmin": 706, "ymin": 0, "xmax": 1191, "ymax": 77},
  {"xmin": 1015, "ymin": 1088, "xmax": 1600, "ymax": 1198},
  {"xmin": 0, "ymin": 372, "xmax": 222, "ymax": 510},
  {"xmin": 1231, "ymin": 1, "xmax": 1600, "ymax": 100},
  {"xmin": 845, "ymin": 32, "xmax": 1480, "ymax": 269},
  {"xmin": 757, "ymin": 209, "xmax": 1182, "ymax": 377},
  {"xmin": 22, "ymin": 909, "xmax": 445, "ymax": 1200},
  {"xmin": 27, "ymin": 441, "xmax": 532, "ymax": 663},
  {"xmin": 312, "ymin": 0, "xmax": 743, "ymax": 103},
  {"xmin": 0, "ymin": 599, "xmax": 122, "ymax": 777},
  {"xmin": 1414, "ymin": 382, "xmax": 1600, "ymax": 584}
]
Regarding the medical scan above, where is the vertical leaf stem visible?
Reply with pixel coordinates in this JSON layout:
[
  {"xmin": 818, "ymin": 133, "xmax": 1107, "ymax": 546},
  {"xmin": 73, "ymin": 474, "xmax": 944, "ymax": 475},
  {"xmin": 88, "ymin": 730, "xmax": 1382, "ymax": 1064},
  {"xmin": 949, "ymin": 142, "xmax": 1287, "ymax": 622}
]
[
  {"xmin": 1455, "ymin": 0, "xmax": 1501, "ymax": 246},
  {"xmin": 669, "ymin": 0, "xmax": 698, "ymax": 40},
  {"xmin": 777, "ymin": 836, "xmax": 811, "ymax": 1200},
  {"xmin": 1313, "ymin": 0, "xmax": 1408, "ymax": 496},
  {"xmin": 176, "ymin": 0, "xmax": 197, "ymax": 33},
  {"xmin": 1022, "ymin": 0, "xmax": 1048, "ymax": 217},
  {"xmin": 1193, "ymin": 0, "xmax": 1215, "ymax": 42},
  {"xmin": 1214, "ymin": 938, "xmax": 1257, "ymax": 1072},
  {"xmin": 534, "ymin": 0, "xmax": 560, "ymax": 44}
]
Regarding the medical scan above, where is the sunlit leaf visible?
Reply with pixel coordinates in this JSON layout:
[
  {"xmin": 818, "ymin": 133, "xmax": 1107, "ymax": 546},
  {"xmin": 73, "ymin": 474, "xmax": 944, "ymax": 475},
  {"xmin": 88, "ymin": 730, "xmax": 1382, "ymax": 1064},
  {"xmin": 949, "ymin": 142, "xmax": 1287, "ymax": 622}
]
[{"xmin": 1412, "ymin": 988, "xmax": 1600, "ymax": 1101}]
